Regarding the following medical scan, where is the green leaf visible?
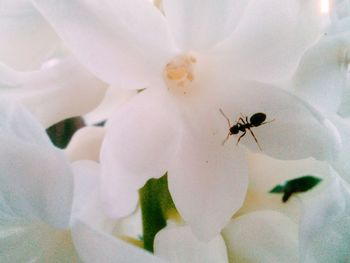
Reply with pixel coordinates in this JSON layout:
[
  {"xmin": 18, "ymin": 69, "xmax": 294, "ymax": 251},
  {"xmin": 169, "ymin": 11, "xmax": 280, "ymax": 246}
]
[
  {"xmin": 137, "ymin": 88, "xmax": 146, "ymax": 93},
  {"xmin": 46, "ymin": 117, "xmax": 84, "ymax": 148},
  {"xmin": 269, "ymin": 185, "xmax": 284, "ymax": 193},
  {"xmin": 139, "ymin": 173, "xmax": 178, "ymax": 253},
  {"xmin": 269, "ymin": 175, "xmax": 322, "ymax": 202}
]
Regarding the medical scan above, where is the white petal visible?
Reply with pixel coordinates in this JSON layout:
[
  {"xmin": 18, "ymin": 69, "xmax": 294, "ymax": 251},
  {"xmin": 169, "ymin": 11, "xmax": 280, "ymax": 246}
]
[
  {"xmin": 299, "ymin": 171, "xmax": 350, "ymax": 263},
  {"xmin": 71, "ymin": 160, "xmax": 116, "ymax": 234},
  {"xmin": 329, "ymin": 115, "xmax": 350, "ymax": 183},
  {"xmin": 330, "ymin": 0, "xmax": 350, "ymax": 23},
  {"xmin": 0, "ymin": 1, "xmax": 60, "ymax": 70},
  {"xmin": 84, "ymin": 87, "xmax": 137, "ymax": 125},
  {"xmin": 292, "ymin": 34, "xmax": 349, "ymax": 114},
  {"xmin": 0, "ymin": 223, "xmax": 78, "ymax": 262},
  {"xmin": 0, "ymin": 57, "xmax": 107, "ymax": 128},
  {"xmin": 166, "ymin": 101, "xmax": 248, "ymax": 241},
  {"xmin": 215, "ymin": 80, "xmax": 341, "ymax": 161},
  {"xmin": 162, "ymin": 0, "xmax": 249, "ymax": 51},
  {"xmin": 0, "ymin": 99, "xmax": 50, "ymax": 145},
  {"xmin": 113, "ymin": 207, "xmax": 143, "ymax": 241},
  {"xmin": 328, "ymin": 15, "xmax": 350, "ymax": 35},
  {"xmin": 72, "ymin": 219, "xmax": 166, "ymax": 263},
  {"xmin": 328, "ymin": 24, "xmax": 350, "ymax": 117},
  {"xmin": 32, "ymin": 0, "xmax": 177, "ymax": 88},
  {"xmin": 338, "ymin": 82, "xmax": 350, "ymax": 117},
  {"xmin": 238, "ymin": 153, "xmax": 331, "ymax": 222},
  {"xmin": 223, "ymin": 210, "xmax": 299, "ymax": 263},
  {"xmin": 0, "ymin": 102, "xmax": 73, "ymax": 228},
  {"xmin": 66, "ymin": 126, "xmax": 105, "ymax": 162},
  {"xmin": 154, "ymin": 225, "xmax": 228, "ymax": 263},
  {"xmin": 0, "ymin": 61, "xmax": 18, "ymax": 87},
  {"xmin": 71, "ymin": 160, "xmax": 101, "ymax": 219},
  {"xmin": 100, "ymin": 89, "xmax": 181, "ymax": 218},
  {"xmin": 211, "ymin": 0, "xmax": 323, "ymax": 82}
]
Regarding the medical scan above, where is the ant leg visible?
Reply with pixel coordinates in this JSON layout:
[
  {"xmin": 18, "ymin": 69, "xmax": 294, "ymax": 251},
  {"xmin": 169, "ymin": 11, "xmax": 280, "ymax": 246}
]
[
  {"xmin": 238, "ymin": 117, "xmax": 246, "ymax": 125},
  {"xmin": 237, "ymin": 113, "xmax": 246, "ymax": 124},
  {"xmin": 261, "ymin": 119, "xmax": 275, "ymax": 126},
  {"xmin": 219, "ymin": 109, "xmax": 232, "ymax": 146},
  {"xmin": 240, "ymin": 113, "xmax": 249, "ymax": 124},
  {"xmin": 219, "ymin": 108, "xmax": 231, "ymax": 127},
  {"xmin": 247, "ymin": 128, "xmax": 262, "ymax": 151},
  {"xmin": 236, "ymin": 131, "xmax": 246, "ymax": 145},
  {"xmin": 221, "ymin": 133, "xmax": 230, "ymax": 146}
]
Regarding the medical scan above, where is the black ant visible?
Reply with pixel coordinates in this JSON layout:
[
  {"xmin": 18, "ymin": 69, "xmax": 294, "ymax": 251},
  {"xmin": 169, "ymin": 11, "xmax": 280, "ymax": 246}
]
[{"xmin": 219, "ymin": 109, "xmax": 274, "ymax": 150}]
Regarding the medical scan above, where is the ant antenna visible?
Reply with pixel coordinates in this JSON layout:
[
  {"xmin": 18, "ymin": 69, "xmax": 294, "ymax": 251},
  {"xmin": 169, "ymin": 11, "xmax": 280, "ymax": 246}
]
[
  {"xmin": 219, "ymin": 108, "xmax": 231, "ymax": 145},
  {"xmin": 219, "ymin": 108, "xmax": 231, "ymax": 127}
]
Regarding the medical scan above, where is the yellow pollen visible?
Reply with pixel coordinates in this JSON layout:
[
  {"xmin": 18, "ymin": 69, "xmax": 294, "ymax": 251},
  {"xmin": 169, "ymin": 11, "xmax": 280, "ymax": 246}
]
[
  {"xmin": 187, "ymin": 73, "xmax": 194, "ymax": 81},
  {"xmin": 163, "ymin": 54, "xmax": 197, "ymax": 95},
  {"xmin": 166, "ymin": 66, "xmax": 187, "ymax": 80}
]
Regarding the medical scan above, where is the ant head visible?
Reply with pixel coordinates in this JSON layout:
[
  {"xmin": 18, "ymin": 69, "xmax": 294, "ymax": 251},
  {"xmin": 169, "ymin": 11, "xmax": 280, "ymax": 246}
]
[{"xmin": 230, "ymin": 125, "xmax": 239, "ymax": 134}]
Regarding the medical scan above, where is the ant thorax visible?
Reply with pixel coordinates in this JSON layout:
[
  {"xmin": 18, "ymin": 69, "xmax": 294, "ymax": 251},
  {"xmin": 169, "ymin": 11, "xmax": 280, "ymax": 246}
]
[{"xmin": 230, "ymin": 125, "xmax": 240, "ymax": 135}]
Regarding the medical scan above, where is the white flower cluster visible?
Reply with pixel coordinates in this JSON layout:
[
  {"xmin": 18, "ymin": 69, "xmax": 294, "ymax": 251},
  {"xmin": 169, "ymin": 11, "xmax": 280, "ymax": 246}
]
[{"xmin": 1, "ymin": 0, "xmax": 350, "ymax": 262}]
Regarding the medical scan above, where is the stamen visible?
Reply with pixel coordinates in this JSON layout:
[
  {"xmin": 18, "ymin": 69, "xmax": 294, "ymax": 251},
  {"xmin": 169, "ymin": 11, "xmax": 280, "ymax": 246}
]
[{"xmin": 163, "ymin": 54, "xmax": 197, "ymax": 95}]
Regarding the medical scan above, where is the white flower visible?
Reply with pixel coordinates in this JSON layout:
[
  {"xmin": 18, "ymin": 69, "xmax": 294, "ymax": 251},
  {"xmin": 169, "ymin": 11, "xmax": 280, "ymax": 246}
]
[
  {"xmin": 236, "ymin": 153, "xmax": 331, "ymax": 220},
  {"xmin": 223, "ymin": 210, "xmax": 299, "ymax": 263},
  {"xmin": 220, "ymin": 153, "xmax": 331, "ymax": 263},
  {"xmin": 71, "ymin": 160, "xmax": 167, "ymax": 263},
  {"xmin": 299, "ymin": 171, "xmax": 350, "ymax": 263},
  {"xmin": 0, "ymin": 1, "xmax": 108, "ymax": 128},
  {"xmin": 0, "ymin": 57, "xmax": 107, "ymax": 128},
  {"xmin": 0, "ymin": 101, "xmax": 75, "ymax": 261},
  {"xmin": 0, "ymin": 102, "xmax": 166, "ymax": 263},
  {"xmin": 0, "ymin": 0, "xmax": 60, "ymax": 70},
  {"xmin": 329, "ymin": 0, "xmax": 350, "ymax": 23},
  {"xmin": 66, "ymin": 126, "xmax": 106, "ymax": 162},
  {"xmin": 32, "ymin": 0, "xmax": 340, "ymax": 240},
  {"xmin": 154, "ymin": 154, "xmax": 339, "ymax": 263},
  {"xmin": 83, "ymin": 87, "xmax": 137, "ymax": 126},
  {"xmin": 226, "ymin": 153, "xmax": 350, "ymax": 263},
  {"xmin": 154, "ymin": 224, "xmax": 229, "ymax": 263},
  {"xmin": 153, "ymin": 211, "xmax": 298, "ymax": 263},
  {"xmin": 290, "ymin": 3, "xmax": 350, "ymax": 183},
  {"xmin": 222, "ymin": 153, "xmax": 332, "ymax": 263}
]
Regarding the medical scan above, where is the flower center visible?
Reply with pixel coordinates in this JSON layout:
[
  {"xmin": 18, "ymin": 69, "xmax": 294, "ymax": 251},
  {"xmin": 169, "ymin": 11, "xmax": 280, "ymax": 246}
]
[{"xmin": 163, "ymin": 54, "xmax": 197, "ymax": 95}]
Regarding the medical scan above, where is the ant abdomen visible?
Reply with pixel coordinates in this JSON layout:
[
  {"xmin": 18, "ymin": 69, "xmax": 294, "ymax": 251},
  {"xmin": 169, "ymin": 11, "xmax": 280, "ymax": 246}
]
[{"xmin": 250, "ymin": 113, "xmax": 266, "ymax": 127}]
